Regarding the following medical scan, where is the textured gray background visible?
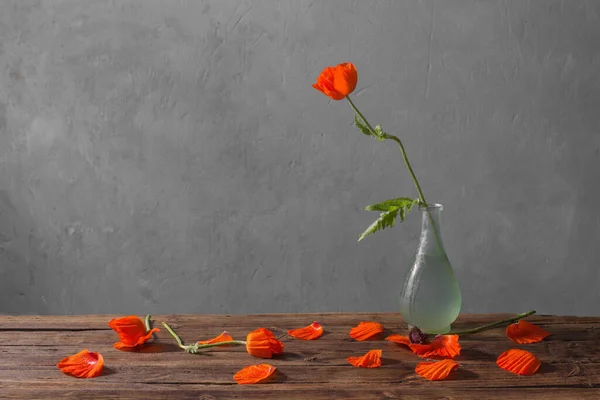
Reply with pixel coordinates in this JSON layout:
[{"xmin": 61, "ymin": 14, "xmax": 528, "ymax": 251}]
[{"xmin": 0, "ymin": 0, "xmax": 598, "ymax": 316}]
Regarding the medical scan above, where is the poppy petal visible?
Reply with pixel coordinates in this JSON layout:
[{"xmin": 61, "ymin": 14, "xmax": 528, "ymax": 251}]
[
  {"xmin": 385, "ymin": 334, "xmax": 411, "ymax": 347},
  {"xmin": 245, "ymin": 328, "xmax": 284, "ymax": 359},
  {"xmin": 347, "ymin": 349, "xmax": 382, "ymax": 368},
  {"xmin": 57, "ymin": 349, "xmax": 104, "ymax": 379},
  {"xmin": 287, "ymin": 321, "xmax": 324, "ymax": 340},
  {"xmin": 332, "ymin": 62, "xmax": 358, "ymax": 97},
  {"xmin": 198, "ymin": 331, "xmax": 234, "ymax": 345},
  {"xmin": 109, "ymin": 315, "xmax": 159, "ymax": 349},
  {"xmin": 234, "ymin": 364, "xmax": 277, "ymax": 384},
  {"xmin": 349, "ymin": 321, "xmax": 384, "ymax": 341},
  {"xmin": 506, "ymin": 320, "xmax": 550, "ymax": 344},
  {"xmin": 409, "ymin": 335, "xmax": 461, "ymax": 358},
  {"xmin": 415, "ymin": 359, "xmax": 459, "ymax": 381},
  {"xmin": 497, "ymin": 349, "xmax": 541, "ymax": 375}
]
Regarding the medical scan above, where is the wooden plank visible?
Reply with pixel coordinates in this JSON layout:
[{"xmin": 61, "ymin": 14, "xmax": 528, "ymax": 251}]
[{"xmin": 1, "ymin": 385, "xmax": 599, "ymax": 400}]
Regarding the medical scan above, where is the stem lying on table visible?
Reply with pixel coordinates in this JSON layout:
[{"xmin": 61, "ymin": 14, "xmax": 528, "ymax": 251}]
[{"xmin": 449, "ymin": 310, "xmax": 536, "ymax": 336}]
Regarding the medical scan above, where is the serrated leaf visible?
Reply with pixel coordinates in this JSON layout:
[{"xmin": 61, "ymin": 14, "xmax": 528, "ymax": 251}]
[
  {"xmin": 358, "ymin": 208, "xmax": 400, "ymax": 242},
  {"xmin": 364, "ymin": 197, "xmax": 419, "ymax": 212},
  {"xmin": 354, "ymin": 115, "xmax": 373, "ymax": 137}
]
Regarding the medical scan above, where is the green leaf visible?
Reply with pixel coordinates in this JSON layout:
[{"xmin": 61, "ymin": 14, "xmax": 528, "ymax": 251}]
[
  {"xmin": 358, "ymin": 198, "xmax": 422, "ymax": 242},
  {"xmin": 358, "ymin": 208, "xmax": 399, "ymax": 242},
  {"xmin": 354, "ymin": 115, "xmax": 373, "ymax": 137},
  {"xmin": 364, "ymin": 197, "xmax": 419, "ymax": 212}
]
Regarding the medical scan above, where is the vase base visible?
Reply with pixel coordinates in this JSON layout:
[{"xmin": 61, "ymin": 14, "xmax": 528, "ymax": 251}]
[{"xmin": 408, "ymin": 324, "xmax": 452, "ymax": 335}]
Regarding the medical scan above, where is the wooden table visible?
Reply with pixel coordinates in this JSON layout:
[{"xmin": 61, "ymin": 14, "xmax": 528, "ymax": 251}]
[{"xmin": 0, "ymin": 312, "xmax": 598, "ymax": 399}]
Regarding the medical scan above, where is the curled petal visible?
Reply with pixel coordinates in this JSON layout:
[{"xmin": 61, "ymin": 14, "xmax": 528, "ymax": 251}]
[
  {"xmin": 198, "ymin": 331, "xmax": 234, "ymax": 345},
  {"xmin": 57, "ymin": 349, "xmax": 104, "ymax": 379},
  {"xmin": 108, "ymin": 315, "xmax": 159, "ymax": 350},
  {"xmin": 497, "ymin": 349, "xmax": 541, "ymax": 376},
  {"xmin": 246, "ymin": 328, "xmax": 284, "ymax": 359},
  {"xmin": 234, "ymin": 364, "xmax": 277, "ymax": 384},
  {"xmin": 409, "ymin": 335, "xmax": 461, "ymax": 359},
  {"xmin": 506, "ymin": 320, "xmax": 550, "ymax": 344},
  {"xmin": 288, "ymin": 321, "xmax": 323, "ymax": 340},
  {"xmin": 385, "ymin": 334, "xmax": 411, "ymax": 347},
  {"xmin": 347, "ymin": 349, "xmax": 382, "ymax": 368},
  {"xmin": 349, "ymin": 321, "xmax": 384, "ymax": 341},
  {"xmin": 415, "ymin": 359, "xmax": 459, "ymax": 381}
]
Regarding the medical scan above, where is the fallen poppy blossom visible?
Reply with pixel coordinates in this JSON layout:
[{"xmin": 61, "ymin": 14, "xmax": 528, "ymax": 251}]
[
  {"xmin": 234, "ymin": 364, "xmax": 277, "ymax": 384},
  {"xmin": 385, "ymin": 334, "xmax": 411, "ymax": 346},
  {"xmin": 313, "ymin": 62, "xmax": 358, "ymax": 100},
  {"xmin": 506, "ymin": 320, "xmax": 550, "ymax": 344},
  {"xmin": 57, "ymin": 349, "xmax": 104, "ymax": 378},
  {"xmin": 415, "ymin": 359, "xmax": 459, "ymax": 381},
  {"xmin": 287, "ymin": 321, "xmax": 324, "ymax": 340},
  {"xmin": 347, "ymin": 349, "xmax": 382, "ymax": 368},
  {"xmin": 198, "ymin": 331, "xmax": 234, "ymax": 345},
  {"xmin": 349, "ymin": 321, "xmax": 384, "ymax": 341},
  {"xmin": 108, "ymin": 315, "xmax": 160, "ymax": 350},
  {"xmin": 409, "ymin": 335, "xmax": 461, "ymax": 359},
  {"xmin": 497, "ymin": 349, "xmax": 541, "ymax": 376},
  {"xmin": 245, "ymin": 328, "xmax": 284, "ymax": 359}
]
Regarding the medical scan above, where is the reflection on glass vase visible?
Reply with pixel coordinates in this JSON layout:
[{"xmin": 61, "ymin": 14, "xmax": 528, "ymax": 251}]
[{"xmin": 399, "ymin": 203, "xmax": 461, "ymax": 334}]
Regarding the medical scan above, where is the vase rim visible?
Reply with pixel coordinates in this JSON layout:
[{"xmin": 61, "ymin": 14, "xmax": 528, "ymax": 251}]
[{"xmin": 419, "ymin": 203, "xmax": 443, "ymax": 211}]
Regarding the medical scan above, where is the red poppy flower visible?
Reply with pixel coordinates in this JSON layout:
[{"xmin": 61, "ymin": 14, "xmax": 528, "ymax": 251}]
[
  {"xmin": 313, "ymin": 62, "xmax": 358, "ymax": 100},
  {"xmin": 245, "ymin": 328, "xmax": 284, "ymax": 359},
  {"xmin": 409, "ymin": 335, "xmax": 461, "ymax": 359},
  {"xmin": 108, "ymin": 315, "xmax": 159, "ymax": 350}
]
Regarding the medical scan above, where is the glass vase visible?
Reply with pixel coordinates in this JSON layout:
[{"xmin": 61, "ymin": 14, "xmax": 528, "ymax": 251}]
[{"xmin": 399, "ymin": 203, "xmax": 461, "ymax": 334}]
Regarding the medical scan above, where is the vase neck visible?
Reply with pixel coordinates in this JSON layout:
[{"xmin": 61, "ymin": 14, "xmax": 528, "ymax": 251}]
[{"xmin": 418, "ymin": 204, "xmax": 446, "ymax": 253}]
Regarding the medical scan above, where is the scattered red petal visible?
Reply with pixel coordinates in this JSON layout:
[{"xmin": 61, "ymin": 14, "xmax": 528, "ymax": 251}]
[
  {"xmin": 349, "ymin": 321, "xmax": 384, "ymax": 341},
  {"xmin": 108, "ymin": 316, "xmax": 159, "ymax": 350},
  {"xmin": 234, "ymin": 364, "xmax": 277, "ymax": 384},
  {"xmin": 288, "ymin": 321, "xmax": 324, "ymax": 340},
  {"xmin": 409, "ymin": 334, "xmax": 461, "ymax": 358},
  {"xmin": 57, "ymin": 349, "xmax": 104, "ymax": 378},
  {"xmin": 385, "ymin": 334, "xmax": 411, "ymax": 347},
  {"xmin": 497, "ymin": 349, "xmax": 541, "ymax": 375},
  {"xmin": 347, "ymin": 349, "xmax": 382, "ymax": 368},
  {"xmin": 506, "ymin": 320, "xmax": 550, "ymax": 344},
  {"xmin": 415, "ymin": 359, "xmax": 459, "ymax": 380},
  {"xmin": 198, "ymin": 331, "xmax": 234, "ymax": 345}
]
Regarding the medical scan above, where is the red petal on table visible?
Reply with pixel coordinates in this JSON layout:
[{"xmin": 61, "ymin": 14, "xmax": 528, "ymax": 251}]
[
  {"xmin": 198, "ymin": 331, "xmax": 234, "ymax": 345},
  {"xmin": 108, "ymin": 315, "xmax": 159, "ymax": 350},
  {"xmin": 287, "ymin": 321, "xmax": 324, "ymax": 340},
  {"xmin": 506, "ymin": 320, "xmax": 550, "ymax": 344},
  {"xmin": 409, "ymin": 334, "xmax": 461, "ymax": 358},
  {"xmin": 234, "ymin": 364, "xmax": 277, "ymax": 384},
  {"xmin": 347, "ymin": 349, "xmax": 382, "ymax": 368},
  {"xmin": 415, "ymin": 359, "xmax": 459, "ymax": 381},
  {"xmin": 497, "ymin": 349, "xmax": 541, "ymax": 376},
  {"xmin": 349, "ymin": 321, "xmax": 384, "ymax": 341},
  {"xmin": 57, "ymin": 349, "xmax": 104, "ymax": 379},
  {"xmin": 385, "ymin": 334, "xmax": 411, "ymax": 346}
]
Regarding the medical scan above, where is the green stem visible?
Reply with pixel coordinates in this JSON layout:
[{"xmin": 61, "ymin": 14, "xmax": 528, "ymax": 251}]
[
  {"xmin": 196, "ymin": 340, "xmax": 247, "ymax": 349},
  {"xmin": 144, "ymin": 314, "xmax": 151, "ymax": 332},
  {"xmin": 450, "ymin": 310, "xmax": 536, "ymax": 336},
  {"xmin": 162, "ymin": 321, "xmax": 187, "ymax": 350},
  {"xmin": 162, "ymin": 321, "xmax": 246, "ymax": 353}
]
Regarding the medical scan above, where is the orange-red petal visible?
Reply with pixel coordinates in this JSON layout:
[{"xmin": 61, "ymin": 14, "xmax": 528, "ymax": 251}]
[
  {"xmin": 349, "ymin": 321, "xmax": 384, "ymax": 341},
  {"xmin": 287, "ymin": 321, "xmax": 324, "ymax": 340},
  {"xmin": 415, "ymin": 359, "xmax": 459, "ymax": 381},
  {"xmin": 409, "ymin": 335, "xmax": 461, "ymax": 359},
  {"xmin": 108, "ymin": 315, "xmax": 159, "ymax": 350},
  {"xmin": 506, "ymin": 320, "xmax": 550, "ymax": 344},
  {"xmin": 385, "ymin": 334, "xmax": 411, "ymax": 347},
  {"xmin": 234, "ymin": 364, "xmax": 277, "ymax": 384},
  {"xmin": 497, "ymin": 349, "xmax": 541, "ymax": 375},
  {"xmin": 57, "ymin": 349, "xmax": 104, "ymax": 379},
  {"xmin": 198, "ymin": 331, "xmax": 234, "ymax": 345},
  {"xmin": 347, "ymin": 349, "xmax": 382, "ymax": 368}
]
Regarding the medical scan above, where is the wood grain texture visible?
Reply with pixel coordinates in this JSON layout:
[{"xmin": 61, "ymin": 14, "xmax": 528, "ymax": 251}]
[{"xmin": 0, "ymin": 313, "xmax": 599, "ymax": 399}]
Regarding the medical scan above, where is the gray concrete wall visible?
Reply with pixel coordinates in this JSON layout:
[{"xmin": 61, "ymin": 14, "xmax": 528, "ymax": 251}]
[{"xmin": 0, "ymin": 0, "xmax": 598, "ymax": 316}]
